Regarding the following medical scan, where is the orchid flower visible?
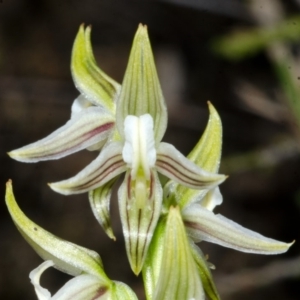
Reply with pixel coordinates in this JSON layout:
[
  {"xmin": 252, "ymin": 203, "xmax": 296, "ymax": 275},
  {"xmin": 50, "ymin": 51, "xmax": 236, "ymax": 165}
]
[
  {"xmin": 8, "ymin": 24, "xmax": 226, "ymax": 275},
  {"xmin": 143, "ymin": 103, "xmax": 293, "ymax": 300},
  {"xmin": 5, "ymin": 181, "xmax": 138, "ymax": 300}
]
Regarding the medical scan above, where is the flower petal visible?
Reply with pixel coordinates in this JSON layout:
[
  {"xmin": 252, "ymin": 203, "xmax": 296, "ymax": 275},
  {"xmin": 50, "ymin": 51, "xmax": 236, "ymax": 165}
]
[
  {"xmin": 118, "ymin": 170, "xmax": 162, "ymax": 275},
  {"xmin": 8, "ymin": 107, "xmax": 114, "ymax": 162},
  {"xmin": 122, "ymin": 114, "xmax": 156, "ymax": 179},
  {"xmin": 29, "ymin": 261, "xmax": 138, "ymax": 300},
  {"xmin": 30, "ymin": 260, "xmax": 54, "ymax": 300},
  {"xmin": 187, "ymin": 102, "xmax": 222, "ymax": 173},
  {"xmin": 156, "ymin": 142, "xmax": 227, "ymax": 190},
  {"xmin": 71, "ymin": 24, "xmax": 120, "ymax": 112},
  {"xmin": 189, "ymin": 242, "xmax": 220, "ymax": 300},
  {"xmin": 89, "ymin": 178, "xmax": 118, "ymax": 240},
  {"xmin": 5, "ymin": 180, "xmax": 109, "ymax": 281},
  {"xmin": 52, "ymin": 274, "xmax": 110, "ymax": 300},
  {"xmin": 166, "ymin": 102, "xmax": 223, "ymax": 209},
  {"xmin": 71, "ymin": 94, "xmax": 93, "ymax": 118},
  {"xmin": 153, "ymin": 206, "xmax": 205, "ymax": 300},
  {"xmin": 110, "ymin": 281, "xmax": 138, "ymax": 300},
  {"xmin": 49, "ymin": 142, "xmax": 126, "ymax": 195},
  {"xmin": 142, "ymin": 219, "xmax": 166, "ymax": 300},
  {"xmin": 199, "ymin": 187, "xmax": 223, "ymax": 211},
  {"xmin": 183, "ymin": 204, "xmax": 294, "ymax": 254},
  {"xmin": 116, "ymin": 24, "xmax": 167, "ymax": 143}
]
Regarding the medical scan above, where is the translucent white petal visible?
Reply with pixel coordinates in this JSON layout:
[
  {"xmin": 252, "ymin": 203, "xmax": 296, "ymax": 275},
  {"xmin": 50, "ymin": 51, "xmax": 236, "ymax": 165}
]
[
  {"xmin": 52, "ymin": 275, "xmax": 110, "ymax": 300},
  {"xmin": 29, "ymin": 260, "xmax": 54, "ymax": 300},
  {"xmin": 50, "ymin": 142, "xmax": 126, "ymax": 195},
  {"xmin": 8, "ymin": 107, "xmax": 114, "ymax": 162},
  {"xmin": 71, "ymin": 94, "xmax": 93, "ymax": 118},
  {"xmin": 199, "ymin": 187, "xmax": 223, "ymax": 211},
  {"xmin": 156, "ymin": 142, "xmax": 226, "ymax": 189},
  {"xmin": 122, "ymin": 114, "xmax": 156, "ymax": 180},
  {"xmin": 183, "ymin": 204, "xmax": 293, "ymax": 254}
]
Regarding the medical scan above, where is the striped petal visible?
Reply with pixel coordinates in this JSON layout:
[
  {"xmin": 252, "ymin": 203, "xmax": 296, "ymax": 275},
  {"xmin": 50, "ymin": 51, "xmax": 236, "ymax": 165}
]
[
  {"xmin": 71, "ymin": 24, "xmax": 120, "ymax": 113},
  {"xmin": 8, "ymin": 107, "xmax": 114, "ymax": 162},
  {"xmin": 183, "ymin": 204, "xmax": 294, "ymax": 254},
  {"xmin": 118, "ymin": 170, "xmax": 162, "ymax": 275},
  {"xmin": 89, "ymin": 178, "xmax": 118, "ymax": 240},
  {"xmin": 49, "ymin": 142, "xmax": 126, "ymax": 195},
  {"xmin": 116, "ymin": 24, "xmax": 167, "ymax": 143},
  {"xmin": 30, "ymin": 261, "xmax": 138, "ymax": 300},
  {"xmin": 153, "ymin": 206, "xmax": 205, "ymax": 300},
  {"xmin": 156, "ymin": 142, "xmax": 226, "ymax": 190}
]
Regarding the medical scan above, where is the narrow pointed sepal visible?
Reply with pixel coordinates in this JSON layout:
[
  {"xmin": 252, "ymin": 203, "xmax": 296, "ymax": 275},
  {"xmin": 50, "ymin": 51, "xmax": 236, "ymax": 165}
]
[
  {"xmin": 116, "ymin": 24, "xmax": 167, "ymax": 143},
  {"xmin": 169, "ymin": 102, "xmax": 223, "ymax": 209},
  {"xmin": 5, "ymin": 180, "xmax": 109, "ymax": 281},
  {"xmin": 189, "ymin": 242, "xmax": 220, "ymax": 300},
  {"xmin": 187, "ymin": 102, "xmax": 222, "ymax": 173},
  {"xmin": 142, "ymin": 219, "xmax": 167, "ymax": 300},
  {"xmin": 71, "ymin": 24, "xmax": 120, "ymax": 112},
  {"xmin": 118, "ymin": 171, "xmax": 162, "ymax": 275},
  {"xmin": 153, "ymin": 206, "xmax": 205, "ymax": 300},
  {"xmin": 156, "ymin": 142, "xmax": 227, "ymax": 190},
  {"xmin": 49, "ymin": 142, "xmax": 126, "ymax": 195},
  {"xmin": 183, "ymin": 204, "xmax": 294, "ymax": 254},
  {"xmin": 8, "ymin": 107, "xmax": 114, "ymax": 162},
  {"xmin": 89, "ymin": 178, "xmax": 118, "ymax": 240}
]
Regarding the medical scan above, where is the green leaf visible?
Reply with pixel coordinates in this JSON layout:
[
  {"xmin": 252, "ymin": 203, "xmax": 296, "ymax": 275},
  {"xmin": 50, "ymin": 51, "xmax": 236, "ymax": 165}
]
[{"xmin": 212, "ymin": 15, "xmax": 300, "ymax": 61}]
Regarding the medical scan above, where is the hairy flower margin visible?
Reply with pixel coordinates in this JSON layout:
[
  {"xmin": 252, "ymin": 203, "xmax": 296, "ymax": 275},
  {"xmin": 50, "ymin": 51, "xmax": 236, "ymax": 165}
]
[{"xmin": 6, "ymin": 24, "xmax": 294, "ymax": 300}]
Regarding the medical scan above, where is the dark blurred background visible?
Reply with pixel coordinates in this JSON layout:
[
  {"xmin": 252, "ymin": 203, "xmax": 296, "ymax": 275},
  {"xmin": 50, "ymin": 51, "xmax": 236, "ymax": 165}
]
[{"xmin": 1, "ymin": 0, "xmax": 300, "ymax": 299}]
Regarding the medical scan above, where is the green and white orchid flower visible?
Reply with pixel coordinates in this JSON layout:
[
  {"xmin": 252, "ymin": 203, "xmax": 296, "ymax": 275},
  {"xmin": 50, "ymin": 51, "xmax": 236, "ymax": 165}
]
[
  {"xmin": 5, "ymin": 180, "xmax": 138, "ymax": 300},
  {"xmin": 143, "ymin": 102, "xmax": 293, "ymax": 300},
  {"xmin": 8, "ymin": 24, "xmax": 226, "ymax": 275}
]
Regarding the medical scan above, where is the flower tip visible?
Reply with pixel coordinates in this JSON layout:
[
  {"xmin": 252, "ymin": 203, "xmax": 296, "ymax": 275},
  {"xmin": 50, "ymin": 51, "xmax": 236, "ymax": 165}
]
[
  {"xmin": 48, "ymin": 182, "xmax": 65, "ymax": 194},
  {"xmin": 289, "ymin": 240, "xmax": 296, "ymax": 248},
  {"xmin": 7, "ymin": 150, "xmax": 16, "ymax": 159},
  {"xmin": 132, "ymin": 265, "xmax": 142, "ymax": 276},
  {"xmin": 6, "ymin": 179, "xmax": 12, "ymax": 187},
  {"xmin": 138, "ymin": 23, "xmax": 147, "ymax": 30}
]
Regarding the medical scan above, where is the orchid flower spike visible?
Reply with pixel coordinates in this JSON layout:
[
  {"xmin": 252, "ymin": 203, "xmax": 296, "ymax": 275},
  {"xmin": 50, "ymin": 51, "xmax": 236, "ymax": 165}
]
[
  {"xmin": 8, "ymin": 24, "xmax": 227, "ymax": 275},
  {"xmin": 143, "ymin": 103, "xmax": 294, "ymax": 300},
  {"xmin": 5, "ymin": 181, "xmax": 138, "ymax": 300}
]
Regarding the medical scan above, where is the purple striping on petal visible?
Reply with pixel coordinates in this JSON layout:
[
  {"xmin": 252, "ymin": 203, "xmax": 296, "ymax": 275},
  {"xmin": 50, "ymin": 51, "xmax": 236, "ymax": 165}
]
[{"xmin": 156, "ymin": 158, "xmax": 208, "ymax": 187}]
